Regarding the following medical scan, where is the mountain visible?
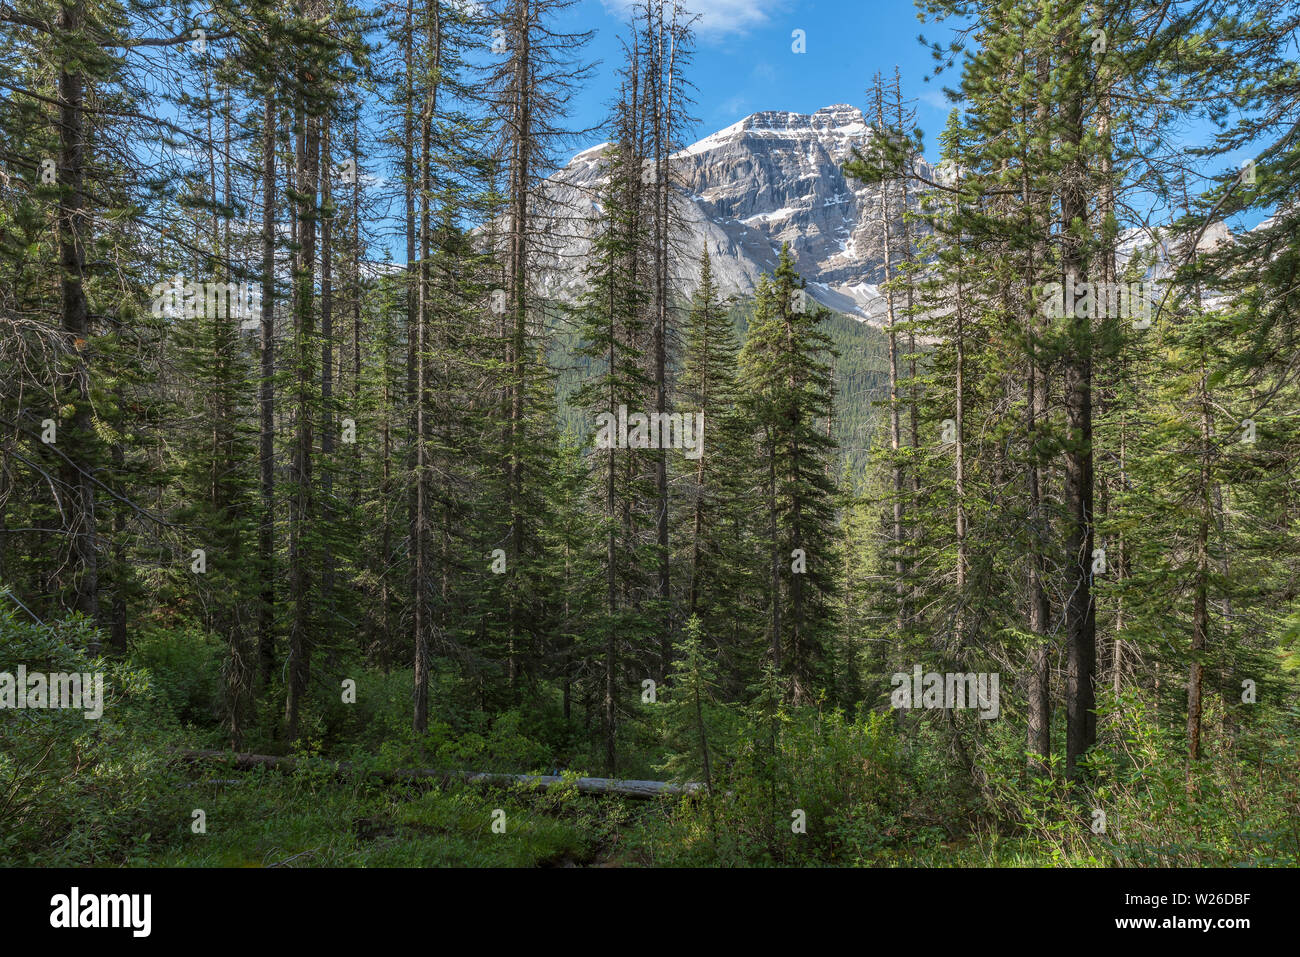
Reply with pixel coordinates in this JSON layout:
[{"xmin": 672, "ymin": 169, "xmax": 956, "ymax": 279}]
[{"xmin": 530, "ymin": 104, "xmax": 936, "ymax": 325}]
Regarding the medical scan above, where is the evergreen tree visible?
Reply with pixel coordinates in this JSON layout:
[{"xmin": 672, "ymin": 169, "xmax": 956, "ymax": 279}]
[{"xmin": 737, "ymin": 244, "xmax": 840, "ymax": 705}]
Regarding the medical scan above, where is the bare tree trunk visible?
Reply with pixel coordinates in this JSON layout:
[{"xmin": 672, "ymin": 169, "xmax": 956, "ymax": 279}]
[
  {"xmin": 402, "ymin": 0, "xmax": 418, "ymax": 694},
  {"xmin": 1188, "ymin": 387, "xmax": 1210, "ymax": 770},
  {"xmin": 604, "ymin": 441, "xmax": 617, "ymax": 773},
  {"xmin": 767, "ymin": 428, "xmax": 781, "ymax": 676},
  {"xmin": 258, "ymin": 88, "xmax": 277, "ymax": 692},
  {"xmin": 1025, "ymin": 319, "xmax": 1051, "ymax": 770},
  {"xmin": 890, "ymin": 69, "xmax": 921, "ymax": 618},
  {"xmin": 649, "ymin": 4, "xmax": 671, "ymax": 682},
  {"xmin": 1025, "ymin": 52, "xmax": 1051, "ymax": 772},
  {"xmin": 1113, "ymin": 412, "xmax": 1127, "ymax": 695},
  {"xmin": 1060, "ymin": 38, "xmax": 1096, "ymax": 779},
  {"xmin": 873, "ymin": 76, "xmax": 906, "ymax": 634},
  {"xmin": 56, "ymin": 0, "xmax": 100, "ymax": 643},
  {"xmin": 286, "ymin": 78, "xmax": 320, "ymax": 743},
  {"xmin": 603, "ymin": 221, "xmax": 619, "ymax": 772},
  {"xmin": 321, "ymin": 119, "xmax": 336, "ymax": 638},
  {"xmin": 953, "ymin": 205, "xmax": 968, "ymax": 648},
  {"xmin": 109, "ymin": 439, "xmax": 127, "ymax": 653},
  {"xmin": 351, "ymin": 118, "xmax": 362, "ymax": 394},
  {"xmin": 505, "ymin": 0, "xmax": 534, "ymax": 693},
  {"xmin": 1184, "ymin": 180, "xmax": 1213, "ymax": 780},
  {"xmin": 412, "ymin": 18, "xmax": 435, "ymax": 732}
]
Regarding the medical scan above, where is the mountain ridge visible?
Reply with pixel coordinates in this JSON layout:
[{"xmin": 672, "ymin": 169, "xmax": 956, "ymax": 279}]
[{"xmin": 531, "ymin": 103, "xmax": 936, "ymax": 325}]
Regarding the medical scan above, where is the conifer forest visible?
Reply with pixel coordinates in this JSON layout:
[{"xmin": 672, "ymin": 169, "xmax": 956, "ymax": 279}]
[{"xmin": 1, "ymin": 0, "xmax": 1298, "ymax": 882}]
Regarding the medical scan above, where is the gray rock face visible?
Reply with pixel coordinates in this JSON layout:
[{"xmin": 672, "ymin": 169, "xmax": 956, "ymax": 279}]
[
  {"xmin": 1116, "ymin": 222, "xmax": 1237, "ymax": 283},
  {"xmin": 530, "ymin": 104, "xmax": 935, "ymax": 325}
]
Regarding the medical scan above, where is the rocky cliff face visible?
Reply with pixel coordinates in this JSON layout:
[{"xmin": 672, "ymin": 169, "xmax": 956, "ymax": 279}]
[{"xmin": 530, "ymin": 104, "xmax": 936, "ymax": 325}]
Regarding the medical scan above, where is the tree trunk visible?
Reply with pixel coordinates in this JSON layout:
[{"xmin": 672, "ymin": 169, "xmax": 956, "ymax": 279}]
[
  {"xmin": 258, "ymin": 88, "xmax": 277, "ymax": 692},
  {"xmin": 56, "ymin": 0, "xmax": 100, "ymax": 642},
  {"xmin": 285, "ymin": 81, "xmax": 320, "ymax": 743},
  {"xmin": 1025, "ymin": 53, "xmax": 1051, "ymax": 772}
]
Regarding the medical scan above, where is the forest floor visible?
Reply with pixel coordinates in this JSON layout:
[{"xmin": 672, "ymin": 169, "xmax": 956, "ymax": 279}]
[
  {"xmin": 153, "ymin": 765, "xmax": 661, "ymax": 867},
  {"xmin": 146, "ymin": 760, "xmax": 1046, "ymax": 867}
]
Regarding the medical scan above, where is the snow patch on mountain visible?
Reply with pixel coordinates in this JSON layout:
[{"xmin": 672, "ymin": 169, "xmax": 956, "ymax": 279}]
[{"xmin": 530, "ymin": 104, "xmax": 937, "ymax": 325}]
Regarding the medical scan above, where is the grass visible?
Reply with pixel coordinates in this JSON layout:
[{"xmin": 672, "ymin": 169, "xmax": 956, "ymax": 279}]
[{"xmin": 150, "ymin": 769, "xmax": 608, "ymax": 867}]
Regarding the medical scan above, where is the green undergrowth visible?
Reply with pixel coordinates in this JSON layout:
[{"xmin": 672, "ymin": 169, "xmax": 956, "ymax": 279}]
[
  {"xmin": 149, "ymin": 769, "xmax": 634, "ymax": 868},
  {"xmin": 4, "ymin": 610, "xmax": 1296, "ymax": 868}
]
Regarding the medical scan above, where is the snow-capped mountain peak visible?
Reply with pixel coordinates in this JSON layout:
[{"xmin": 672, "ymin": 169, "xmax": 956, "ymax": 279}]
[{"xmin": 532, "ymin": 104, "xmax": 935, "ymax": 323}]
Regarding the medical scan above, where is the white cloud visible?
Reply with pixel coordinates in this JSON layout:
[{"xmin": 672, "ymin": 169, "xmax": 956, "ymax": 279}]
[
  {"xmin": 918, "ymin": 87, "xmax": 960, "ymax": 111},
  {"xmin": 599, "ymin": 0, "xmax": 791, "ymax": 39},
  {"xmin": 717, "ymin": 93, "xmax": 749, "ymax": 117}
]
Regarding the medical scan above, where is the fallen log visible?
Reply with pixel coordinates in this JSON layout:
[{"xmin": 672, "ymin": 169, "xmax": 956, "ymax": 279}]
[{"xmin": 169, "ymin": 748, "xmax": 702, "ymax": 800}]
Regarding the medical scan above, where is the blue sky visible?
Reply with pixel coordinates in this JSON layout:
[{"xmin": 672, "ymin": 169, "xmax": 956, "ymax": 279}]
[
  {"xmin": 558, "ymin": 0, "xmax": 963, "ymax": 159},
  {"xmin": 546, "ymin": 0, "xmax": 1265, "ymax": 232},
  {"xmin": 370, "ymin": 0, "xmax": 1264, "ymax": 259},
  {"xmin": 375, "ymin": 1, "xmax": 967, "ymax": 260}
]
